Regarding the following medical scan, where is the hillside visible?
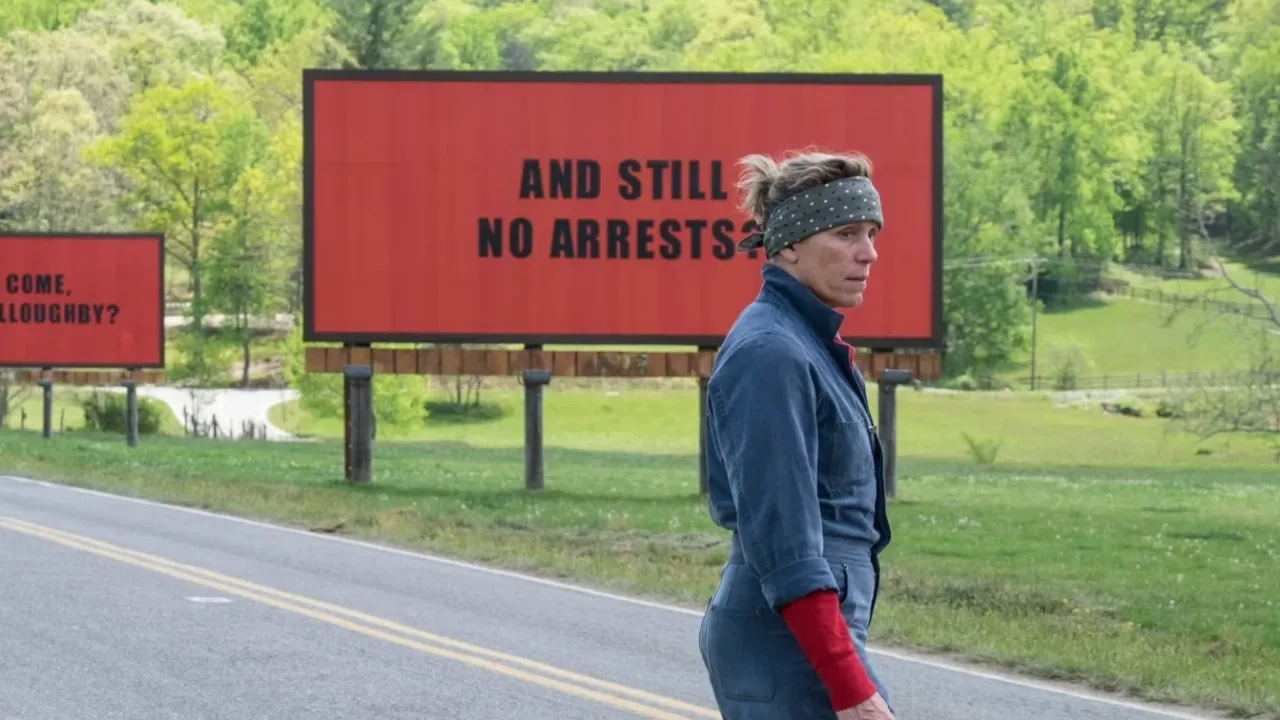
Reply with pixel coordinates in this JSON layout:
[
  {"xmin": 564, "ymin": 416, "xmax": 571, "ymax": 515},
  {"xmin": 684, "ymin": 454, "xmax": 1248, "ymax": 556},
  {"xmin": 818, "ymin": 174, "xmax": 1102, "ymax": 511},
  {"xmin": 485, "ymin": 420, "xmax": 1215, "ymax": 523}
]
[{"xmin": 998, "ymin": 257, "xmax": 1280, "ymax": 387}]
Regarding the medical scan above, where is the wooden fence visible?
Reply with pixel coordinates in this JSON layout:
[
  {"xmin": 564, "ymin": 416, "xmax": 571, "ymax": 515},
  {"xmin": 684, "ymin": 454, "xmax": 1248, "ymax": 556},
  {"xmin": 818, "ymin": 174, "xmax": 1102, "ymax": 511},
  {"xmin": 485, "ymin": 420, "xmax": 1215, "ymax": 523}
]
[
  {"xmin": 1010, "ymin": 370, "xmax": 1279, "ymax": 392},
  {"xmin": 1109, "ymin": 284, "xmax": 1277, "ymax": 322}
]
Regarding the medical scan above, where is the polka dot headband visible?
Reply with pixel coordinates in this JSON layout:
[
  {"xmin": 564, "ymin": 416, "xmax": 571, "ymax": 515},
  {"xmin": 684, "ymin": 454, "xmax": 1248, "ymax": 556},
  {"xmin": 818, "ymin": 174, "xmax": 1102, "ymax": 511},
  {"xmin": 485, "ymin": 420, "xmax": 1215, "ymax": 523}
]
[{"xmin": 737, "ymin": 176, "xmax": 884, "ymax": 258}]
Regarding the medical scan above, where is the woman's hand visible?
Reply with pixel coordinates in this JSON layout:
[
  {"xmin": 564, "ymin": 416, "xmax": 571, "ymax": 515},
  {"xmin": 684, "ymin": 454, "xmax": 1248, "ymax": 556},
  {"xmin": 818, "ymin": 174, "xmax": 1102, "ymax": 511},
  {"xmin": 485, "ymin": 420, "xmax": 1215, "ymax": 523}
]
[{"xmin": 836, "ymin": 692, "xmax": 895, "ymax": 720}]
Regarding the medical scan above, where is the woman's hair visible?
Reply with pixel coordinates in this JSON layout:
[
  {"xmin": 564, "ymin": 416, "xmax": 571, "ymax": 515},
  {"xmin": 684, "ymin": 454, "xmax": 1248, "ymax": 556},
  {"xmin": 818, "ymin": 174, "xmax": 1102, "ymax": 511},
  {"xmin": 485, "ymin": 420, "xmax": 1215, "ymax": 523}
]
[{"xmin": 736, "ymin": 148, "xmax": 874, "ymax": 226}]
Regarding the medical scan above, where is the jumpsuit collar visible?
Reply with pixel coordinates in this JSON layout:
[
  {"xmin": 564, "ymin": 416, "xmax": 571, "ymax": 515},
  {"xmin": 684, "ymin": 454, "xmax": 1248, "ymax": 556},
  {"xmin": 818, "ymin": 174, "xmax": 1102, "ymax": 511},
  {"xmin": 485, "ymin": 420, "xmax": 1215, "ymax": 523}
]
[{"xmin": 758, "ymin": 262, "xmax": 847, "ymax": 345}]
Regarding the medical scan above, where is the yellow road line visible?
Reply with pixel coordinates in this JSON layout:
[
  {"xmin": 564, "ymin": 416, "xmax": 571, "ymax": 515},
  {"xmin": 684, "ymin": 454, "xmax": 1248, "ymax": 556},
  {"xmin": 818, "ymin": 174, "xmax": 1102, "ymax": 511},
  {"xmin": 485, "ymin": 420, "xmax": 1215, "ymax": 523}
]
[{"xmin": 0, "ymin": 516, "xmax": 719, "ymax": 720}]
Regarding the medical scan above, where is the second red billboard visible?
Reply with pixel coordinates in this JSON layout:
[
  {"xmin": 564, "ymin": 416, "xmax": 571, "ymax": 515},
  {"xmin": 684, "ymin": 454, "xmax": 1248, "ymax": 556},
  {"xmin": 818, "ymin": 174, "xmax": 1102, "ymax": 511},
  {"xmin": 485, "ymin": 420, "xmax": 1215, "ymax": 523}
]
[{"xmin": 304, "ymin": 71, "xmax": 942, "ymax": 348}]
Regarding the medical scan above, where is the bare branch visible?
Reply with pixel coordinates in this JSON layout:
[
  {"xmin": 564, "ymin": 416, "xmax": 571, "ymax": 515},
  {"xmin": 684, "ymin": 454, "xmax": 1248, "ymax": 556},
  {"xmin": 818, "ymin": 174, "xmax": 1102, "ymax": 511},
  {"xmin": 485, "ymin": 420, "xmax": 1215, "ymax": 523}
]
[
  {"xmin": 1164, "ymin": 197, "xmax": 1280, "ymax": 460},
  {"xmin": 1190, "ymin": 197, "xmax": 1280, "ymax": 334}
]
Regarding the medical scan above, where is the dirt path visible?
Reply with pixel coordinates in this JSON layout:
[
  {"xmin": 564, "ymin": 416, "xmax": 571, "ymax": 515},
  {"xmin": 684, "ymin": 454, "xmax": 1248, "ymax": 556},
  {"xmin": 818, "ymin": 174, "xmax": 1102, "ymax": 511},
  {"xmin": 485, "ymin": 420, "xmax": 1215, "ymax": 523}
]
[{"xmin": 102, "ymin": 387, "xmax": 301, "ymax": 441}]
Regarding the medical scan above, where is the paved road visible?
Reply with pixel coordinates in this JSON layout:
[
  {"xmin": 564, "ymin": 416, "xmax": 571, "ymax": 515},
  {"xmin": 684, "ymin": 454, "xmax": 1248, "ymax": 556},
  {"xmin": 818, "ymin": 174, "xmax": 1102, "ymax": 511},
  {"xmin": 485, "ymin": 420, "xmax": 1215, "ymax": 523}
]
[
  {"xmin": 99, "ymin": 386, "xmax": 301, "ymax": 442},
  {"xmin": 0, "ymin": 476, "xmax": 1223, "ymax": 720}
]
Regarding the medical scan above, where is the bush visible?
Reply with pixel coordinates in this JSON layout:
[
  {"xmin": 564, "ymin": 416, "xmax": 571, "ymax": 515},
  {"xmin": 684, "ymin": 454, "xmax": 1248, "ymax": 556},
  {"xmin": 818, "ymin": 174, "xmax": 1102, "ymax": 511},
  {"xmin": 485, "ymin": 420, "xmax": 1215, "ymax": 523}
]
[
  {"xmin": 78, "ymin": 391, "xmax": 165, "ymax": 434},
  {"xmin": 424, "ymin": 398, "xmax": 507, "ymax": 425},
  {"xmin": 1045, "ymin": 340, "xmax": 1095, "ymax": 391},
  {"xmin": 1155, "ymin": 396, "xmax": 1186, "ymax": 419},
  {"xmin": 944, "ymin": 373, "xmax": 979, "ymax": 391},
  {"xmin": 937, "ymin": 373, "xmax": 1012, "ymax": 391},
  {"xmin": 1103, "ymin": 396, "xmax": 1150, "ymax": 418},
  {"xmin": 374, "ymin": 375, "xmax": 430, "ymax": 428}
]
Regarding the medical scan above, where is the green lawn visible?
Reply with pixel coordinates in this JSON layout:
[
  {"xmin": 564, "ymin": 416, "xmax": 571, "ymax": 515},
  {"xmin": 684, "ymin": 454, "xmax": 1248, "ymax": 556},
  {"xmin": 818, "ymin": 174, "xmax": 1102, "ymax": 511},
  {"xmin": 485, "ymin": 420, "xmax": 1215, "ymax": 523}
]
[
  {"xmin": 2, "ymin": 386, "xmax": 183, "ymax": 436},
  {"xmin": 4, "ymin": 387, "xmax": 1278, "ymax": 717},
  {"xmin": 986, "ymin": 257, "xmax": 1280, "ymax": 387},
  {"xmin": 1001, "ymin": 295, "xmax": 1275, "ymax": 384},
  {"xmin": 1114, "ymin": 257, "xmax": 1280, "ymax": 303},
  {"xmin": 271, "ymin": 385, "xmax": 1277, "ymax": 468}
]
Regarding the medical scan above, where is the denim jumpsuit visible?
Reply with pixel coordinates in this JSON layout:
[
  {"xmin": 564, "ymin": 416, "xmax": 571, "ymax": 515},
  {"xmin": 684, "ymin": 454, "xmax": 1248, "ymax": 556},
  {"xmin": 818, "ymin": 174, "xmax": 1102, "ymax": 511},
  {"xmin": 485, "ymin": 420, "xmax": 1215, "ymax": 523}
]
[{"xmin": 699, "ymin": 263, "xmax": 893, "ymax": 718}]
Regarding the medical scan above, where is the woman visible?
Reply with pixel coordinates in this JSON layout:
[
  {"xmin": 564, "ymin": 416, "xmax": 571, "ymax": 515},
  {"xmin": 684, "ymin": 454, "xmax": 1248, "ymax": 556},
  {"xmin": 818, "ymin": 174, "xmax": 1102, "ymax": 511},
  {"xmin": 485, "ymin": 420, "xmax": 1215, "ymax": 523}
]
[{"xmin": 698, "ymin": 149, "xmax": 896, "ymax": 720}]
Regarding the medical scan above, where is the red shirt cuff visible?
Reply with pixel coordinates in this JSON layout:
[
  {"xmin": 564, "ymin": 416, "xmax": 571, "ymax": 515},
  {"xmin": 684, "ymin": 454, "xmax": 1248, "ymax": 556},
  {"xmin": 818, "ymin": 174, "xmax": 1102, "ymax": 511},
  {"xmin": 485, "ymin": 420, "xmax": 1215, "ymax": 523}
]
[{"xmin": 779, "ymin": 589, "xmax": 878, "ymax": 710}]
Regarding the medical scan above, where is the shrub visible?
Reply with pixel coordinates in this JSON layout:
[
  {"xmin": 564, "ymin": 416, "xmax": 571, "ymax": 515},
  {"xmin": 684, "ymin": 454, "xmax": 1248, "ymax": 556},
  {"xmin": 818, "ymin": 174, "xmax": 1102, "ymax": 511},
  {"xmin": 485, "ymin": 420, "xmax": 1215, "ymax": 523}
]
[
  {"xmin": 961, "ymin": 433, "xmax": 1002, "ymax": 464},
  {"xmin": 1155, "ymin": 396, "xmax": 1186, "ymax": 419},
  {"xmin": 424, "ymin": 398, "xmax": 507, "ymax": 425},
  {"xmin": 1103, "ymin": 396, "xmax": 1150, "ymax": 418},
  {"xmin": 78, "ymin": 391, "xmax": 165, "ymax": 434}
]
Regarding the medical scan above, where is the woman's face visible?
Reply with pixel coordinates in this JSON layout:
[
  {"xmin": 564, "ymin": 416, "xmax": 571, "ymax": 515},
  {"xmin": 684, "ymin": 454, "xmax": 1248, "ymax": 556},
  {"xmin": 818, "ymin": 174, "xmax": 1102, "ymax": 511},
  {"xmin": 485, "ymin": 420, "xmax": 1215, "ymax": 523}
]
[{"xmin": 776, "ymin": 221, "xmax": 880, "ymax": 309}]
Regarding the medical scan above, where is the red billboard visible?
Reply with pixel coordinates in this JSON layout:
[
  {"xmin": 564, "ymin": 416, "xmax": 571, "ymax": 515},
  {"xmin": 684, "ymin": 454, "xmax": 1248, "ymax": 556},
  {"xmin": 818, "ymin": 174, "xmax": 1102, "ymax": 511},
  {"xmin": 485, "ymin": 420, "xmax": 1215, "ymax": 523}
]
[
  {"xmin": 304, "ymin": 71, "xmax": 942, "ymax": 348},
  {"xmin": 0, "ymin": 233, "xmax": 165, "ymax": 368}
]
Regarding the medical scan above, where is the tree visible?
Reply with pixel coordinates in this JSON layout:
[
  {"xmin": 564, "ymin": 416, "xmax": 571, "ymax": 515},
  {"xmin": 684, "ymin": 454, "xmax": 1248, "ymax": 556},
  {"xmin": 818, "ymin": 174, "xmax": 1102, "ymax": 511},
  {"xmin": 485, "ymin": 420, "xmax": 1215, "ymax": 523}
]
[
  {"xmin": 237, "ymin": 32, "xmax": 349, "ymax": 315},
  {"xmin": 85, "ymin": 74, "xmax": 262, "ymax": 379},
  {"xmin": 327, "ymin": 0, "xmax": 421, "ymax": 68},
  {"xmin": 0, "ymin": 88, "xmax": 118, "ymax": 232},
  {"xmin": 0, "ymin": 26, "xmax": 130, "ymax": 232},
  {"xmin": 71, "ymin": 0, "xmax": 226, "ymax": 97},
  {"xmin": 86, "ymin": 75, "xmax": 245, "ymax": 323},
  {"xmin": 220, "ymin": 0, "xmax": 333, "ymax": 69},
  {"xmin": 1217, "ymin": 0, "xmax": 1280, "ymax": 258},
  {"xmin": 0, "ymin": 0, "xmax": 98, "ymax": 34},
  {"xmin": 205, "ymin": 163, "xmax": 281, "ymax": 388}
]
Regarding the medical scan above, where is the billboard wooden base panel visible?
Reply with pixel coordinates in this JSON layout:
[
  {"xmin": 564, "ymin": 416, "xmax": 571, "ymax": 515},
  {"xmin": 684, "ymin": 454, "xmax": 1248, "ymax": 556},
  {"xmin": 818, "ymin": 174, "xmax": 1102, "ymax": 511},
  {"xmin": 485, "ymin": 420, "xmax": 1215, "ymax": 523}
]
[
  {"xmin": 303, "ymin": 347, "xmax": 941, "ymax": 382},
  {"xmin": 12, "ymin": 369, "xmax": 166, "ymax": 385}
]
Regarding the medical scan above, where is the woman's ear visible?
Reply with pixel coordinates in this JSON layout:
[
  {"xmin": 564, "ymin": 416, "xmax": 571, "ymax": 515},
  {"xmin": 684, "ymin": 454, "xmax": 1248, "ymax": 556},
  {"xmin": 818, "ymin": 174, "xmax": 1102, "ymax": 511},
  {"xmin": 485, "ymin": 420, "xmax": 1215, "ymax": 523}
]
[{"xmin": 775, "ymin": 244, "xmax": 801, "ymax": 264}]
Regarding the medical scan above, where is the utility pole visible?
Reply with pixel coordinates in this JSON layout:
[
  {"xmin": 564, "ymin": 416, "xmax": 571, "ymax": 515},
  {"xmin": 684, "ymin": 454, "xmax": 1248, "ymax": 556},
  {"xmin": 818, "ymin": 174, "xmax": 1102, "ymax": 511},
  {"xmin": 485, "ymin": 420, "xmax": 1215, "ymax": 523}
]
[{"xmin": 1029, "ymin": 256, "xmax": 1042, "ymax": 391}]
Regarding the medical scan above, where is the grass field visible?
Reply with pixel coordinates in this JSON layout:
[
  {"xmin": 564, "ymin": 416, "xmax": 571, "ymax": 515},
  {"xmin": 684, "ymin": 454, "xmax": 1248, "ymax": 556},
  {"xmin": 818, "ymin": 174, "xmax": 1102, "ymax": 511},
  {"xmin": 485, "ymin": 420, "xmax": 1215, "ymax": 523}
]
[
  {"xmin": 4, "ymin": 386, "xmax": 1278, "ymax": 717},
  {"xmin": 977, "ymin": 256, "xmax": 1280, "ymax": 385},
  {"xmin": 269, "ymin": 385, "xmax": 1278, "ymax": 468},
  {"xmin": 1, "ymin": 387, "xmax": 184, "ymax": 436},
  {"xmin": 999, "ymin": 295, "xmax": 1277, "ymax": 382},
  {"xmin": 1115, "ymin": 257, "xmax": 1280, "ymax": 302}
]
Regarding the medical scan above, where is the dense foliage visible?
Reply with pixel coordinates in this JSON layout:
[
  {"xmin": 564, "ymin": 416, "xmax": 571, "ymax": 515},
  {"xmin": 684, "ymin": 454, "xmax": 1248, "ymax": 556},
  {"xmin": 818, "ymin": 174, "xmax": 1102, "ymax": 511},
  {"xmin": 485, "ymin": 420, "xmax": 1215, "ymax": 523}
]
[{"xmin": 2, "ymin": 0, "xmax": 1277, "ymax": 381}]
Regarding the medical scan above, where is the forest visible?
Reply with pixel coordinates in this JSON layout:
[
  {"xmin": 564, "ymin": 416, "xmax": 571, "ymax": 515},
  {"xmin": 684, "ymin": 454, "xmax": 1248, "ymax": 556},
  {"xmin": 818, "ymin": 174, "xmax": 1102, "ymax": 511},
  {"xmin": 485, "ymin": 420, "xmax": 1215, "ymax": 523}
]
[{"xmin": 1, "ymin": 0, "xmax": 1278, "ymax": 384}]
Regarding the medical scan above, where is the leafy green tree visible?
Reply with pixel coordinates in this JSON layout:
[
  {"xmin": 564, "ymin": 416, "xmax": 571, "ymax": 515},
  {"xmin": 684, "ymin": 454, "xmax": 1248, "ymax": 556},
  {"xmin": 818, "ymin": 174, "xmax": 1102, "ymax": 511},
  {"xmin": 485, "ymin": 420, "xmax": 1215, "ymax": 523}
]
[
  {"xmin": 0, "ymin": 0, "xmax": 98, "ymax": 34},
  {"xmin": 72, "ymin": 0, "xmax": 226, "ymax": 94},
  {"xmin": 327, "ymin": 0, "xmax": 422, "ymax": 68},
  {"xmin": 1218, "ymin": 0, "xmax": 1280, "ymax": 257},
  {"xmin": 0, "ymin": 25, "xmax": 131, "ymax": 231},
  {"xmin": 205, "ymin": 147, "xmax": 286, "ymax": 387},
  {"xmin": 0, "ymin": 88, "xmax": 118, "ymax": 232},
  {"xmin": 222, "ymin": 0, "xmax": 334, "ymax": 68},
  {"xmin": 85, "ymin": 74, "xmax": 262, "ymax": 379}
]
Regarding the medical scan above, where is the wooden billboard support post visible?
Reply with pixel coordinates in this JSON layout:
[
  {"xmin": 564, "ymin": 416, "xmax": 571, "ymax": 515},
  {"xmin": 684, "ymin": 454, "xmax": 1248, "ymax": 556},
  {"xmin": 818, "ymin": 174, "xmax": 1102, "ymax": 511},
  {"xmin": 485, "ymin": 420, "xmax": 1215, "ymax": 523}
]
[
  {"xmin": 520, "ymin": 344, "xmax": 550, "ymax": 492},
  {"xmin": 341, "ymin": 343, "xmax": 372, "ymax": 483},
  {"xmin": 521, "ymin": 368, "xmax": 552, "ymax": 491},
  {"xmin": 696, "ymin": 346, "xmax": 717, "ymax": 497},
  {"xmin": 38, "ymin": 368, "xmax": 53, "ymax": 439},
  {"xmin": 876, "ymin": 368, "xmax": 913, "ymax": 499},
  {"xmin": 343, "ymin": 363, "xmax": 374, "ymax": 484},
  {"xmin": 121, "ymin": 372, "xmax": 139, "ymax": 447},
  {"xmin": 304, "ymin": 346, "xmax": 942, "ymax": 489}
]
